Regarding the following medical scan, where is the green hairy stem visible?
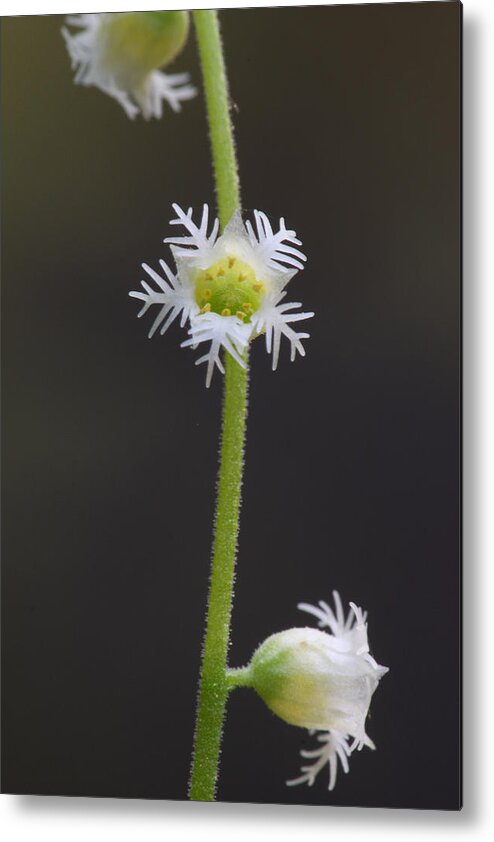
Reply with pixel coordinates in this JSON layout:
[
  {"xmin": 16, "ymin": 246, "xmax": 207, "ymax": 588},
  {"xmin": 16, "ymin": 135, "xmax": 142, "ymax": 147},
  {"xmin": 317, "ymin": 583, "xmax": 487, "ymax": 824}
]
[
  {"xmin": 192, "ymin": 10, "xmax": 240, "ymax": 227},
  {"xmin": 189, "ymin": 10, "xmax": 248, "ymax": 802}
]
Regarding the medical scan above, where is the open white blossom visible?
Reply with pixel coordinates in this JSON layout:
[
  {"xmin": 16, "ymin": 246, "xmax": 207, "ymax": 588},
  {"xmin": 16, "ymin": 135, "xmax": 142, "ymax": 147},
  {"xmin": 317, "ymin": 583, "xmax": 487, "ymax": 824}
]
[
  {"xmin": 62, "ymin": 13, "xmax": 196, "ymax": 119},
  {"xmin": 129, "ymin": 203, "xmax": 314, "ymax": 386},
  {"xmin": 285, "ymin": 593, "xmax": 389, "ymax": 791}
]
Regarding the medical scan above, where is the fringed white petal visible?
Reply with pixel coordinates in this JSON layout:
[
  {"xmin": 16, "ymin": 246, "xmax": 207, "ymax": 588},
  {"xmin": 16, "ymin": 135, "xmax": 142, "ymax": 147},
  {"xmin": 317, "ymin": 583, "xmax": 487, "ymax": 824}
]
[
  {"xmin": 297, "ymin": 591, "xmax": 377, "ymax": 662},
  {"xmin": 251, "ymin": 293, "xmax": 314, "ymax": 371},
  {"xmin": 133, "ymin": 70, "xmax": 197, "ymax": 120},
  {"xmin": 128, "ymin": 259, "xmax": 197, "ymax": 338},
  {"xmin": 245, "ymin": 210, "xmax": 307, "ymax": 273},
  {"xmin": 298, "ymin": 591, "xmax": 356, "ymax": 637},
  {"xmin": 287, "ymin": 731, "xmax": 354, "ymax": 791},
  {"xmin": 62, "ymin": 15, "xmax": 100, "ymax": 82},
  {"xmin": 181, "ymin": 312, "xmax": 251, "ymax": 387},
  {"xmin": 136, "ymin": 72, "xmax": 197, "ymax": 119},
  {"xmin": 164, "ymin": 204, "xmax": 220, "ymax": 264},
  {"xmin": 63, "ymin": 16, "xmax": 141, "ymax": 118}
]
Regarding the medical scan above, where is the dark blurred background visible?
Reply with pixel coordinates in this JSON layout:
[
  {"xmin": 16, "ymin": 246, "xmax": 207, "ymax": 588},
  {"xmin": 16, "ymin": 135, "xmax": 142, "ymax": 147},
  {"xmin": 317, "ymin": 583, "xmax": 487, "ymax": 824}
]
[{"xmin": 1, "ymin": 2, "xmax": 461, "ymax": 809}]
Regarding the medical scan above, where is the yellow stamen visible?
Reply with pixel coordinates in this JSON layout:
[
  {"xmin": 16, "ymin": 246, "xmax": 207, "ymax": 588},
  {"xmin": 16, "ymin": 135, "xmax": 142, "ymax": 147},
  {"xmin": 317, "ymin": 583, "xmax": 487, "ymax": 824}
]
[
  {"xmin": 221, "ymin": 308, "xmax": 231, "ymax": 317},
  {"xmin": 201, "ymin": 302, "xmax": 211, "ymax": 313}
]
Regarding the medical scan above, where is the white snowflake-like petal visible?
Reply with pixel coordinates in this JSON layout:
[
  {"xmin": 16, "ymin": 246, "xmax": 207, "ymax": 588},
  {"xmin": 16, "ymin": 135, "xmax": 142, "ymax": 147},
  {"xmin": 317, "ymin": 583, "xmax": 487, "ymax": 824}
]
[
  {"xmin": 245, "ymin": 210, "xmax": 307, "ymax": 273},
  {"xmin": 133, "ymin": 72, "xmax": 197, "ymax": 120},
  {"xmin": 251, "ymin": 293, "xmax": 314, "ymax": 371},
  {"xmin": 287, "ymin": 730, "xmax": 354, "ymax": 791},
  {"xmin": 62, "ymin": 16, "xmax": 140, "ymax": 115},
  {"xmin": 297, "ymin": 591, "xmax": 380, "ymax": 665},
  {"xmin": 128, "ymin": 259, "xmax": 197, "ymax": 338},
  {"xmin": 298, "ymin": 590, "xmax": 364, "ymax": 637},
  {"xmin": 164, "ymin": 203, "xmax": 220, "ymax": 264},
  {"xmin": 181, "ymin": 313, "xmax": 251, "ymax": 388}
]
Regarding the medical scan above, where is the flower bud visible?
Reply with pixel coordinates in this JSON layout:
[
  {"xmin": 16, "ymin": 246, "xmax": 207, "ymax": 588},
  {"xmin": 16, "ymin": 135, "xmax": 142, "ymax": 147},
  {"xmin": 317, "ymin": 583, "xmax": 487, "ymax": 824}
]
[
  {"xmin": 63, "ymin": 12, "xmax": 196, "ymax": 119},
  {"xmin": 229, "ymin": 593, "xmax": 388, "ymax": 791},
  {"xmin": 249, "ymin": 628, "xmax": 381, "ymax": 737}
]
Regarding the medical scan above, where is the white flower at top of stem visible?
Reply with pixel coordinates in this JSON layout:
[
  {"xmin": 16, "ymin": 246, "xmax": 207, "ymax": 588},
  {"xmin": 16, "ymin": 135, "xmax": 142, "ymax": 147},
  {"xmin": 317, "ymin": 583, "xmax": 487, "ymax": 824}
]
[
  {"xmin": 62, "ymin": 13, "xmax": 196, "ymax": 119},
  {"xmin": 129, "ymin": 204, "xmax": 314, "ymax": 386}
]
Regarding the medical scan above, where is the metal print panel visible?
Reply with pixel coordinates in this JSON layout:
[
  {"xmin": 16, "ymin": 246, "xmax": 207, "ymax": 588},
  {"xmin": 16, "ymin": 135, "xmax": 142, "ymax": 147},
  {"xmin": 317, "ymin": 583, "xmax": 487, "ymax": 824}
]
[{"xmin": 1, "ymin": 1, "xmax": 461, "ymax": 809}]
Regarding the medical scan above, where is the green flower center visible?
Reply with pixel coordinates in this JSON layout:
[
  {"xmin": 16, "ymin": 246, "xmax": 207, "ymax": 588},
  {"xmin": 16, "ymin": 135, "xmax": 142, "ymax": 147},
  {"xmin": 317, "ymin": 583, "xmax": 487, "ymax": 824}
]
[{"xmin": 194, "ymin": 256, "xmax": 266, "ymax": 322}]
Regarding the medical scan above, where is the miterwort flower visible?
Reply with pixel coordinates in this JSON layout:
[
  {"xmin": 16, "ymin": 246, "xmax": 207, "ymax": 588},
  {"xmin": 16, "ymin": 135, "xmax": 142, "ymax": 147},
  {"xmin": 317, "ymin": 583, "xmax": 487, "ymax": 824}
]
[
  {"xmin": 129, "ymin": 203, "xmax": 314, "ymax": 386},
  {"xmin": 62, "ymin": 12, "xmax": 196, "ymax": 119},
  {"xmin": 233, "ymin": 592, "xmax": 388, "ymax": 791}
]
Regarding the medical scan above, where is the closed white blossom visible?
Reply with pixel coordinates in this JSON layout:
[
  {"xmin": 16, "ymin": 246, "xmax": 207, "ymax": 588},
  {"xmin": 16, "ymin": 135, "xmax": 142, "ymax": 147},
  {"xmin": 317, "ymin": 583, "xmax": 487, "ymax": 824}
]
[
  {"xmin": 62, "ymin": 12, "xmax": 196, "ymax": 119},
  {"xmin": 235, "ymin": 592, "xmax": 388, "ymax": 792},
  {"xmin": 129, "ymin": 204, "xmax": 314, "ymax": 386}
]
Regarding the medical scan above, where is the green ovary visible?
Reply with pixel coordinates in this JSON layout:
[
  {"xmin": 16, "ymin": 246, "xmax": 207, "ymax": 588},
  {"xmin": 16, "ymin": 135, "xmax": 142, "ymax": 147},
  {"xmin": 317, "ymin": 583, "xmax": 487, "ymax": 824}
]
[{"xmin": 194, "ymin": 256, "xmax": 266, "ymax": 322}]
